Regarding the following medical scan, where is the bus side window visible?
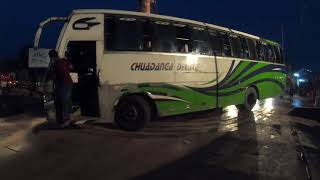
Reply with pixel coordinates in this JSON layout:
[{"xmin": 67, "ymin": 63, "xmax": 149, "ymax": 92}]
[
  {"xmin": 220, "ymin": 32, "xmax": 232, "ymax": 57},
  {"xmin": 269, "ymin": 44, "xmax": 277, "ymax": 63},
  {"xmin": 279, "ymin": 47, "xmax": 284, "ymax": 64},
  {"xmin": 246, "ymin": 39, "xmax": 257, "ymax": 60},
  {"xmin": 264, "ymin": 44, "xmax": 275, "ymax": 62},
  {"xmin": 191, "ymin": 26, "xmax": 211, "ymax": 55},
  {"xmin": 105, "ymin": 16, "xmax": 116, "ymax": 50},
  {"xmin": 262, "ymin": 44, "xmax": 269, "ymax": 62},
  {"xmin": 256, "ymin": 41, "xmax": 265, "ymax": 61},
  {"xmin": 105, "ymin": 16, "xmax": 144, "ymax": 51},
  {"xmin": 273, "ymin": 46, "xmax": 281, "ymax": 63},
  {"xmin": 240, "ymin": 37, "xmax": 250, "ymax": 59},
  {"xmin": 116, "ymin": 17, "xmax": 143, "ymax": 51},
  {"xmin": 142, "ymin": 19, "xmax": 153, "ymax": 51},
  {"xmin": 175, "ymin": 23, "xmax": 191, "ymax": 53},
  {"xmin": 152, "ymin": 21, "xmax": 177, "ymax": 53},
  {"xmin": 272, "ymin": 46, "xmax": 280, "ymax": 63},
  {"xmin": 208, "ymin": 29, "xmax": 223, "ymax": 56},
  {"xmin": 230, "ymin": 35, "xmax": 242, "ymax": 58}
]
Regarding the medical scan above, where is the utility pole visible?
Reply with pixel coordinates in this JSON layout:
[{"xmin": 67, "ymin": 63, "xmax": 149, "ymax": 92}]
[
  {"xmin": 281, "ymin": 24, "xmax": 285, "ymax": 52},
  {"xmin": 138, "ymin": 0, "xmax": 157, "ymax": 14},
  {"xmin": 281, "ymin": 24, "xmax": 286, "ymax": 65}
]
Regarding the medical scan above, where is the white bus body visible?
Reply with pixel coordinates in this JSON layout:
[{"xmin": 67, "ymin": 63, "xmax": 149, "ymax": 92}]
[{"xmin": 34, "ymin": 9, "xmax": 286, "ymax": 130}]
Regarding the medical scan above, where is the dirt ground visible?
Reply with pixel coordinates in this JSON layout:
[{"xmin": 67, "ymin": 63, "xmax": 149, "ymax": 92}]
[{"xmin": 0, "ymin": 97, "xmax": 319, "ymax": 180}]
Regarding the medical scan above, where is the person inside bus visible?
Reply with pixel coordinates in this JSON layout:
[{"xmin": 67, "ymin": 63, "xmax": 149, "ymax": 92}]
[{"xmin": 49, "ymin": 50, "xmax": 74, "ymax": 128}]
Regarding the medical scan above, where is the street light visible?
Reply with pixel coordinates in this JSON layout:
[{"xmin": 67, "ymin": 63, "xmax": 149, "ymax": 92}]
[{"xmin": 294, "ymin": 73, "xmax": 300, "ymax": 78}]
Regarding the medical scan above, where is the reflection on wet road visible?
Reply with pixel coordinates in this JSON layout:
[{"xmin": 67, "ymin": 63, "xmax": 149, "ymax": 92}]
[
  {"xmin": 253, "ymin": 98, "xmax": 275, "ymax": 122},
  {"xmin": 134, "ymin": 97, "xmax": 306, "ymax": 180},
  {"xmin": 0, "ymin": 98, "xmax": 283, "ymax": 143},
  {"xmin": 88, "ymin": 98, "xmax": 280, "ymax": 138},
  {"xmin": 218, "ymin": 98, "xmax": 276, "ymax": 133},
  {"xmin": 0, "ymin": 97, "xmax": 311, "ymax": 180}
]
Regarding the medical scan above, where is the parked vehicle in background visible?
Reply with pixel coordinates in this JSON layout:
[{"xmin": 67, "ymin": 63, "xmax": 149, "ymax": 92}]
[
  {"xmin": 315, "ymin": 88, "xmax": 320, "ymax": 107},
  {"xmin": 0, "ymin": 73, "xmax": 17, "ymax": 88}
]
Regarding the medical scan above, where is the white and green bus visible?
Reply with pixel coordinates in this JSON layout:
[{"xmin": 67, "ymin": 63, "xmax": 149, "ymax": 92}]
[{"xmin": 34, "ymin": 9, "xmax": 286, "ymax": 131}]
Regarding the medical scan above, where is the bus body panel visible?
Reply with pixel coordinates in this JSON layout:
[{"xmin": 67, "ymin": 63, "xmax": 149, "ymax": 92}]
[
  {"xmin": 102, "ymin": 53, "xmax": 176, "ymax": 84},
  {"xmin": 216, "ymin": 60, "xmax": 286, "ymax": 107},
  {"xmin": 48, "ymin": 11, "xmax": 287, "ymax": 123},
  {"xmin": 100, "ymin": 52, "xmax": 219, "ymax": 117},
  {"xmin": 57, "ymin": 13, "xmax": 104, "ymax": 57},
  {"xmin": 97, "ymin": 50, "xmax": 286, "ymax": 121}
]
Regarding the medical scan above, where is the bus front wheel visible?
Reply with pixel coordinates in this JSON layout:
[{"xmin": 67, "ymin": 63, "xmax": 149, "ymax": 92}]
[
  {"xmin": 115, "ymin": 95, "xmax": 152, "ymax": 131},
  {"xmin": 237, "ymin": 87, "xmax": 258, "ymax": 112}
]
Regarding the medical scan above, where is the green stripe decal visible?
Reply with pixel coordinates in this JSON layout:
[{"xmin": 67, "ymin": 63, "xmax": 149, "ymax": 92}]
[
  {"xmin": 222, "ymin": 61, "xmax": 250, "ymax": 86},
  {"xmin": 133, "ymin": 62, "xmax": 286, "ymax": 116}
]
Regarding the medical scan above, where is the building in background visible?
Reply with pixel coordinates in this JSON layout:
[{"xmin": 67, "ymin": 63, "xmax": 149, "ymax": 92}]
[
  {"xmin": 293, "ymin": 68, "xmax": 317, "ymax": 97},
  {"xmin": 313, "ymin": 72, "xmax": 320, "ymax": 97}
]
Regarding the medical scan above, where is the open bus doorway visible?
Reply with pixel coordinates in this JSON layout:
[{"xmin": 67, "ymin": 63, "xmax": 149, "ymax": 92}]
[{"xmin": 67, "ymin": 41, "xmax": 100, "ymax": 118}]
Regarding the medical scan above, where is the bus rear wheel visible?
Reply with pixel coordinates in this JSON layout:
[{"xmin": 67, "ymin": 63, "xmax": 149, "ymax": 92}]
[
  {"xmin": 237, "ymin": 87, "xmax": 258, "ymax": 112},
  {"xmin": 115, "ymin": 95, "xmax": 152, "ymax": 131}
]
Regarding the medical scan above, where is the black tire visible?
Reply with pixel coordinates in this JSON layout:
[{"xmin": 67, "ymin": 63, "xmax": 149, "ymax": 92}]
[
  {"xmin": 237, "ymin": 87, "xmax": 258, "ymax": 112},
  {"xmin": 115, "ymin": 95, "xmax": 152, "ymax": 131}
]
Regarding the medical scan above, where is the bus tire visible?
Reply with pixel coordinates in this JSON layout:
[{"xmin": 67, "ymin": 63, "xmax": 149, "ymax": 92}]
[
  {"xmin": 237, "ymin": 87, "xmax": 258, "ymax": 112},
  {"xmin": 115, "ymin": 95, "xmax": 152, "ymax": 131}
]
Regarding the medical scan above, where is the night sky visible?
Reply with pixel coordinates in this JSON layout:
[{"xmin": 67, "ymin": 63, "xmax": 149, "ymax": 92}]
[{"xmin": 1, "ymin": 0, "xmax": 319, "ymax": 70}]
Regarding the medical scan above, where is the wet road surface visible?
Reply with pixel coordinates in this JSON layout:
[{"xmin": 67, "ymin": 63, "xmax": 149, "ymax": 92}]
[{"xmin": 0, "ymin": 97, "xmax": 318, "ymax": 180}]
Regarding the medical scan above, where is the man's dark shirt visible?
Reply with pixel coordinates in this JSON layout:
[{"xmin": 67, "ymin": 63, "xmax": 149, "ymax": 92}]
[{"xmin": 53, "ymin": 59, "xmax": 73, "ymax": 85}]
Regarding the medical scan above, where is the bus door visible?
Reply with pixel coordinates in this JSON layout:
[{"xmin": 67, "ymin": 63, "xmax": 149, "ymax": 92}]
[{"xmin": 67, "ymin": 41, "xmax": 100, "ymax": 117}]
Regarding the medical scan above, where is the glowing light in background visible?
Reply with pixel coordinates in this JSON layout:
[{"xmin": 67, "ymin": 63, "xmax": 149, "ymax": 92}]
[
  {"xmin": 292, "ymin": 99, "xmax": 302, "ymax": 108},
  {"xmin": 297, "ymin": 79, "xmax": 306, "ymax": 87},
  {"xmin": 293, "ymin": 73, "xmax": 300, "ymax": 78}
]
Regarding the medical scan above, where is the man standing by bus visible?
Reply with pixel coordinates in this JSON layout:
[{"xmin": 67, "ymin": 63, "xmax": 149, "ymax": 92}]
[{"xmin": 49, "ymin": 50, "xmax": 73, "ymax": 127}]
